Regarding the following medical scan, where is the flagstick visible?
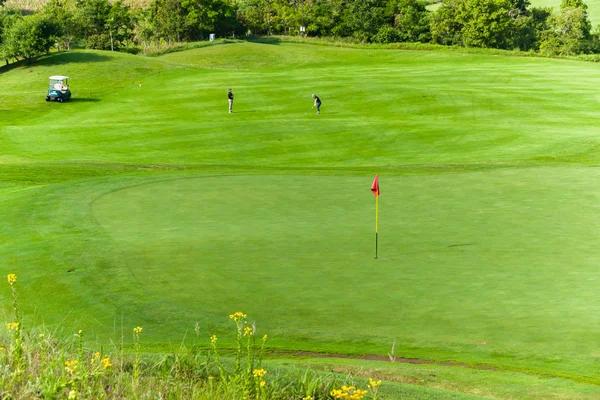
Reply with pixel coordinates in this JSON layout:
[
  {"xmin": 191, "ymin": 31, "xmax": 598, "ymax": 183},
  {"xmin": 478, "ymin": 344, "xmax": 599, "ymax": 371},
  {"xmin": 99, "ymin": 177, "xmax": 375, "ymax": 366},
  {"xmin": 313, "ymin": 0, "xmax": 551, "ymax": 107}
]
[{"xmin": 375, "ymin": 194, "xmax": 379, "ymax": 259}]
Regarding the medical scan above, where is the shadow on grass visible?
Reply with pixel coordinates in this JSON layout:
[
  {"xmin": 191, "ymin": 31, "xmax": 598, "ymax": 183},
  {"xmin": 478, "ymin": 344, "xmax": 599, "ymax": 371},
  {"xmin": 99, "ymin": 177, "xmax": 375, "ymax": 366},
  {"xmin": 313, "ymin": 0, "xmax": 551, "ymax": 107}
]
[
  {"xmin": 68, "ymin": 97, "xmax": 101, "ymax": 103},
  {"xmin": 247, "ymin": 36, "xmax": 282, "ymax": 45},
  {"xmin": 36, "ymin": 52, "xmax": 113, "ymax": 66},
  {"xmin": 0, "ymin": 52, "xmax": 112, "ymax": 75},
  {"xmin": 397, "ymin": 243, "xmax": 475, "ymax": 256}
]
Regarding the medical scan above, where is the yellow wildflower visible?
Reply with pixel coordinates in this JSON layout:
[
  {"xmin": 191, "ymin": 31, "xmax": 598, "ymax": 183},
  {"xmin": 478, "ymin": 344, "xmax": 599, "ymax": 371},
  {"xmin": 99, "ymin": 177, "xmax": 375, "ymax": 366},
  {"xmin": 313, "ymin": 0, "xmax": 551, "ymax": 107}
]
[
  {"xmin": 65, "ymin": 360, "xmax": 78, "ymax": 374},
  {"xmin": 331, "ymin": 385, "xmax": 367, "ymax": 400},
  {"xmin": 262, "ymin": 334, "xmax": 268, "ymax": 342},
  {"xmin": 7, "ymin": 322, "xmax": 19, "ymax": 332},
  {"xmin": 91, "ymin": 351, "xmax": 102, "ymax": 365},
  {"xmin": 303, "ymin": 397, "xmax": 313, "ymax": 400},
  {"xmin": 229, "ymin": 312, "xmax": 246, "ymax": 322},
  {"xmin": 7, "ymin": 274, "xmax": 16, "ymax": 285},
  {"xmin": 67, "ymin": 390, "xmax": 78, "ymax": 400},
  {"xmin": 210, "ymin": 335, "xmax": 217, "ymax": 345},
  {"xmin": 134, "ymin": 326, "xmax": 143, "ymax": 334},
  {"xmin": 260, "ymin": 380, "xmax": 266, "ymax": 387},
  {"xmin": 368, "ymin": 378, "xmax": 381, "ymax": 388},
  {"xmin": 208, "ymin": 376, "xmax": 214, "ymax": 380},
  {"xmin": 39, "ymin": 333, "xmax": 44, "ymax": 339},
  {"xmin": 0, "ymin": 347, "xmax": 4, "ymax": 351},
  {"xmin": 101, "ymin": 356, "xmax": 112, "ymax": 369},
  {"xmin": 252, "ymin": 368, "xmax": 267, "ymax": 378},
  {"xmin": 243, "ymin": 327, "xmax": 253, "ymax": 336}
]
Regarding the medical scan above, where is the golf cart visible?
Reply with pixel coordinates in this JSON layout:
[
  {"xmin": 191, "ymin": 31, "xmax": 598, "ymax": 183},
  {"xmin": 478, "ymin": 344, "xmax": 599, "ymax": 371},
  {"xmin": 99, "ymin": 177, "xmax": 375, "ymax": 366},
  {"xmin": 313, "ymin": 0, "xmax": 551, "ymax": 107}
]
[{"xmin": 46, "ymin": 76, "xmax": 71, "ymax": 102}]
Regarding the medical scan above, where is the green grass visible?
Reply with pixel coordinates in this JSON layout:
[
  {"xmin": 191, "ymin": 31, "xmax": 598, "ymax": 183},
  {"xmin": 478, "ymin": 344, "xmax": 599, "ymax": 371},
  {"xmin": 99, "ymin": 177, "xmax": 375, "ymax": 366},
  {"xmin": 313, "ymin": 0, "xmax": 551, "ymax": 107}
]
[
  {"xmin": 285, "ymin": 357, "xmax": 600, "ymax": 399},
  {"xmin": 2, "ymin": 41, "xmax": 600, "ymax": 397}
]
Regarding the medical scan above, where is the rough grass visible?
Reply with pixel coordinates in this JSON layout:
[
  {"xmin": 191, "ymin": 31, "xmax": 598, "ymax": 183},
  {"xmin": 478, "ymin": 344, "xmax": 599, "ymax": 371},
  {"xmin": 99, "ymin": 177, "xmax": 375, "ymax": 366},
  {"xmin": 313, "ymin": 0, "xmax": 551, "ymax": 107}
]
[{"xmin": 0, "ymin": 279, "xmax": 484, "ymax": 399}]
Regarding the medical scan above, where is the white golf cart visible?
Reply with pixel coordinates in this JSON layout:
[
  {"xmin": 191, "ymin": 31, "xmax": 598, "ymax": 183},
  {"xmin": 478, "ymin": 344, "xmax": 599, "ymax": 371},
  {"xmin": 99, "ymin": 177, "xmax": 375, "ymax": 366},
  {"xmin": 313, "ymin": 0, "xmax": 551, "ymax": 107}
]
[{"xmin": 46, "ymin": 76, "xmax": 72, "ymax": 102}]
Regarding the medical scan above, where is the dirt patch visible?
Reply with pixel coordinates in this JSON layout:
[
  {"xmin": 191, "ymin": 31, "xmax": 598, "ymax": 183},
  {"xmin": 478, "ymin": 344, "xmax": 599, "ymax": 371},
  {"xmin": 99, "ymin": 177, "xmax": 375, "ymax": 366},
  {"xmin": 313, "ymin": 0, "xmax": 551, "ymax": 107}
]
[{"xmin": 269, "ymin": 350, "xmax": 498, "ymax": 371}]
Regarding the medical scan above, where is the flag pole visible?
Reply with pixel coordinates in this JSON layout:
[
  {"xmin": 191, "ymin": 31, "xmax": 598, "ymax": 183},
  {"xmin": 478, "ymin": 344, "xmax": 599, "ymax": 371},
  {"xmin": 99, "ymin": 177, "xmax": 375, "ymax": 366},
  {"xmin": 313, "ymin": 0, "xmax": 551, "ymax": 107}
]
[
  {"xmin": 370, "ymin": 174, "xmax": 380, "ymax": 259},
  {"xmin": 375, "ymin": 194, "xmax": 379, "ymax": 259}
]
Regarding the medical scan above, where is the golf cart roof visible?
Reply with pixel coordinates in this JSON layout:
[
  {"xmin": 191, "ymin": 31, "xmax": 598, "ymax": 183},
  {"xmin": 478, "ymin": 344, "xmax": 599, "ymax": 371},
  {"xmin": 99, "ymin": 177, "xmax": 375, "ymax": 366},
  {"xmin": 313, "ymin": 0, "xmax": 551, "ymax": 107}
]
[{"xmin": 49, "ymin": 75, "xmax": 68, "ymax": 80}]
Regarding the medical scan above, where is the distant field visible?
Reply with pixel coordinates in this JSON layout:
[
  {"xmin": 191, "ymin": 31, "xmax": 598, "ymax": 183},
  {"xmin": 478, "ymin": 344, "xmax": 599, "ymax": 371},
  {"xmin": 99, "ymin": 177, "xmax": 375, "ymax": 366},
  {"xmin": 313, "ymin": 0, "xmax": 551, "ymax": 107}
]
[
  {"xmin": 3, "ymin": 41, "xmax": 600, "ymax": 398},
  {"xmin": 4, "ymin": 0, "xmax": 150, "ymax": 10}
]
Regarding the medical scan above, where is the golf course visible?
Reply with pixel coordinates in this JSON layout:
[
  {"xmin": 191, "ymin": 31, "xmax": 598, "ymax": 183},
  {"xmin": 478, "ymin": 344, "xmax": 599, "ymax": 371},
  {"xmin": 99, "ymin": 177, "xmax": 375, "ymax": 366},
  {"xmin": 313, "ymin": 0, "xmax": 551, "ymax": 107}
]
[{"xmin": 2, "ymin": 40, "xmax": 600, "ymax": 398}]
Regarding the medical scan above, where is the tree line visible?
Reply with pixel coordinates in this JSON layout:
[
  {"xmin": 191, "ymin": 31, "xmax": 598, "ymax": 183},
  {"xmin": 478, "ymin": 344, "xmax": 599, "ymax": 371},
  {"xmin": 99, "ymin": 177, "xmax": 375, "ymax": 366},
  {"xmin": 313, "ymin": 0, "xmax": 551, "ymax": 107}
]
[{"xmin": 0, "ymin": 0, "xmax": 597, "ymax": 64}]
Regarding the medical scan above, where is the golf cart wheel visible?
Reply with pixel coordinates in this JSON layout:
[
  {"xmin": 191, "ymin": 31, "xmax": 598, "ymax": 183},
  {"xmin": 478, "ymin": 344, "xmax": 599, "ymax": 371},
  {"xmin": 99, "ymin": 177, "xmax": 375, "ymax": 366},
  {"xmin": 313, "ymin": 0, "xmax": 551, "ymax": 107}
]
[
  {"xmin": 45, "ymin": 97, "xmax": 50, "ymax": 102},
  {"xmin": 58, "ymin": 97, "xmax": 63, "ymax": 103}
]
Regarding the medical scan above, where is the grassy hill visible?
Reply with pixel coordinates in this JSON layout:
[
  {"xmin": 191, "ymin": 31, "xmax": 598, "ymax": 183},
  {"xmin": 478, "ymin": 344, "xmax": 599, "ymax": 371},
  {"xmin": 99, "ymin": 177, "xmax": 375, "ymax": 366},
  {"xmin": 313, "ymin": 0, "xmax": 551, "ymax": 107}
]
[{"xmin": 2, "ymin": 41, "xmax": 600, "ymax": 398}]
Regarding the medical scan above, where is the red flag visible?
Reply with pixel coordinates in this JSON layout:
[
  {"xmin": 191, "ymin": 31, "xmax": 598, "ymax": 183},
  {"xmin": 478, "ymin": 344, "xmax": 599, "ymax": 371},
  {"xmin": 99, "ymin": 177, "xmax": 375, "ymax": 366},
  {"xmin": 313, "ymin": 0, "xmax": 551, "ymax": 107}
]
[{"xmin": 371, "ymin": 174, "xmax": 380, "ymax": 196}]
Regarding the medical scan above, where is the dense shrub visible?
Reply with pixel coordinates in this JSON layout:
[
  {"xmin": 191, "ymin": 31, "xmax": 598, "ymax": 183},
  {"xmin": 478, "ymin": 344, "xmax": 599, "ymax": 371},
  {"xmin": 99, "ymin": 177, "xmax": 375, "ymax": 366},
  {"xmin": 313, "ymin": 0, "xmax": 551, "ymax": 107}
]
[{"xmin": 373, "ymin": 25, "xmax": 402, "ymax": 43}]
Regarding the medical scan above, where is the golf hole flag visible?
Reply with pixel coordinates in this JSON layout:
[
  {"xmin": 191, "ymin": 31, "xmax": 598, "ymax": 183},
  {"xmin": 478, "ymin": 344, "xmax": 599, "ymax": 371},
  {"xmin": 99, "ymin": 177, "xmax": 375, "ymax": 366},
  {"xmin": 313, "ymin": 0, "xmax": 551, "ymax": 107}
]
[
  {"xmin": 371, "ymin": 174, "xmax": 380, "ymax": 259},
  {"xmin": 371, "ymin": 174, "xmax": 380, "ymax": 196}
]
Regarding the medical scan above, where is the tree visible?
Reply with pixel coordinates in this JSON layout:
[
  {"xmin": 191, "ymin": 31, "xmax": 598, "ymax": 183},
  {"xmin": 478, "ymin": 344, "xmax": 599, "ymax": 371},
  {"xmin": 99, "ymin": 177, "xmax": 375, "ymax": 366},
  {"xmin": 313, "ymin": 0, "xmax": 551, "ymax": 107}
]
[
  {"xmin": 180, "ymin": 0, "xmax": 236, "ymax": 40},
  {"xmin": 214, "ymin": 0, "xmax": 243, "ymax": 38},
  {"xmin": 540, "ymin": 7, "xmax": 591, "ymax": 54},
  {"xmin": 150, "ymin": 0, "xmax": 185, "ymax": 43},
  {"xmin": 234, "ymin": 0, "xmax": 277, "ymax": 35},
  {"xmin": 539, "ymin": 0, "xmax": 591, "ymax": 55},
  {"xmin": 430, "ymin": 0, "xmax": 466, "ymax": 45},
  {"xmin": 3, "ymin": 14, "xmax": 61, "ymax": 61},
  {"xmin": 511, "ymin": 6, "xmax": 551, "ymax": 51},
  {"xmin": 76, "ymin": 0, "xmax": 112, "ymax": 48},
  {"xmin": 132, "ymin": 7, "xmax": 155, "ymax": 51},
  {"xmin": 150, "ymin": 0, "xmax": 238, "ymax": 42},
  {"xmin": 561, "ymin": 0, "xmax": 588, "ymax": 9},
  {"xmin": 431, "ymin": 0, "xmax": 523, "ymax": 49},
  {"xmin": 105, "ymin": 0, "xmax": 135, "ymax": 50},
  {"xmin": 306, "ymin": 0, "xmax": 345, "ymax": 36},
  {"xmin": 335, "ymin": 0, "xmax": 392, "ymax": 42},
  {"xmin": 392, "ymin": 0, "xmax": 431, "ymax": 42},
  {"xmin": 72, "ymin": 0, "xmax": 133, "ymax": 50},
  {"xmin": 0, "ymin": 8, "xmax": 22, "ymax": 64},
  {"xmin": 459, "ymin": 0, "xmax": 514, "ymax": 48},
  {"xmin": 42, "ymin": 0, "xmax": 81, "ymax": 50},
  {"xmin": 373, "ymin": 24, "xmax": 401, "ymax": 42}
]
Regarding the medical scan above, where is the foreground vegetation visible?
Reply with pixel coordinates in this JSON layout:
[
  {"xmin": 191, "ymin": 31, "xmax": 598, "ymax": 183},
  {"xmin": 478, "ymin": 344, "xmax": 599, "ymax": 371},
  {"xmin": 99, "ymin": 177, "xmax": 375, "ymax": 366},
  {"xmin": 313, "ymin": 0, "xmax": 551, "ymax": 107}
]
[
  {"xmin": 2, "ymin": 274, "xmax": 353, "ymax": 399},
  {"xmin": 3, "ymin": 274, "xmax": 486, "ymax": 399}
]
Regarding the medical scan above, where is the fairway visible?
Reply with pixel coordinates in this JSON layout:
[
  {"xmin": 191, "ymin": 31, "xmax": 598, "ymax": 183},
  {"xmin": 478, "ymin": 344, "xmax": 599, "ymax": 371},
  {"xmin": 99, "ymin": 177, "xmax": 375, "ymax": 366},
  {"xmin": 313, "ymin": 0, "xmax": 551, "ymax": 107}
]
[{"xmin": 2, "ymin": 41, "xmax": 600, "ymax": 396}]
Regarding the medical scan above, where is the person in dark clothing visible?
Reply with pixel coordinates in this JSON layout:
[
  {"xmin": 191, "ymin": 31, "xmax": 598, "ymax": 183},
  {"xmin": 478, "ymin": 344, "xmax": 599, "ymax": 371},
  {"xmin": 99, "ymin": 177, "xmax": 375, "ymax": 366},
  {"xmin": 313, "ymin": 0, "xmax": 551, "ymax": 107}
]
[
  {"xmin": 228, "ymin": 88, "xmax": 234, "ymax": 113},
  {"xmin": 312, "ymin": 94, "xmax": 321, "ymax": 114}
]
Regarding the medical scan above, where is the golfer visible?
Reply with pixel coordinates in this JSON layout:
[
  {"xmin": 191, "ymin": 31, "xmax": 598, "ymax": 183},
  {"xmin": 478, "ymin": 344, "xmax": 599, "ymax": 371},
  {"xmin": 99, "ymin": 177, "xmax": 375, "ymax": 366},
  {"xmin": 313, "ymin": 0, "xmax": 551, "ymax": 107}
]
[
  {"xmin": 228, "ymin": 88, "xmax": 234, "ymax": 113},
  {"xmin": 312, "ymin": 94, "xmax": 321, "ymax": 114}
]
